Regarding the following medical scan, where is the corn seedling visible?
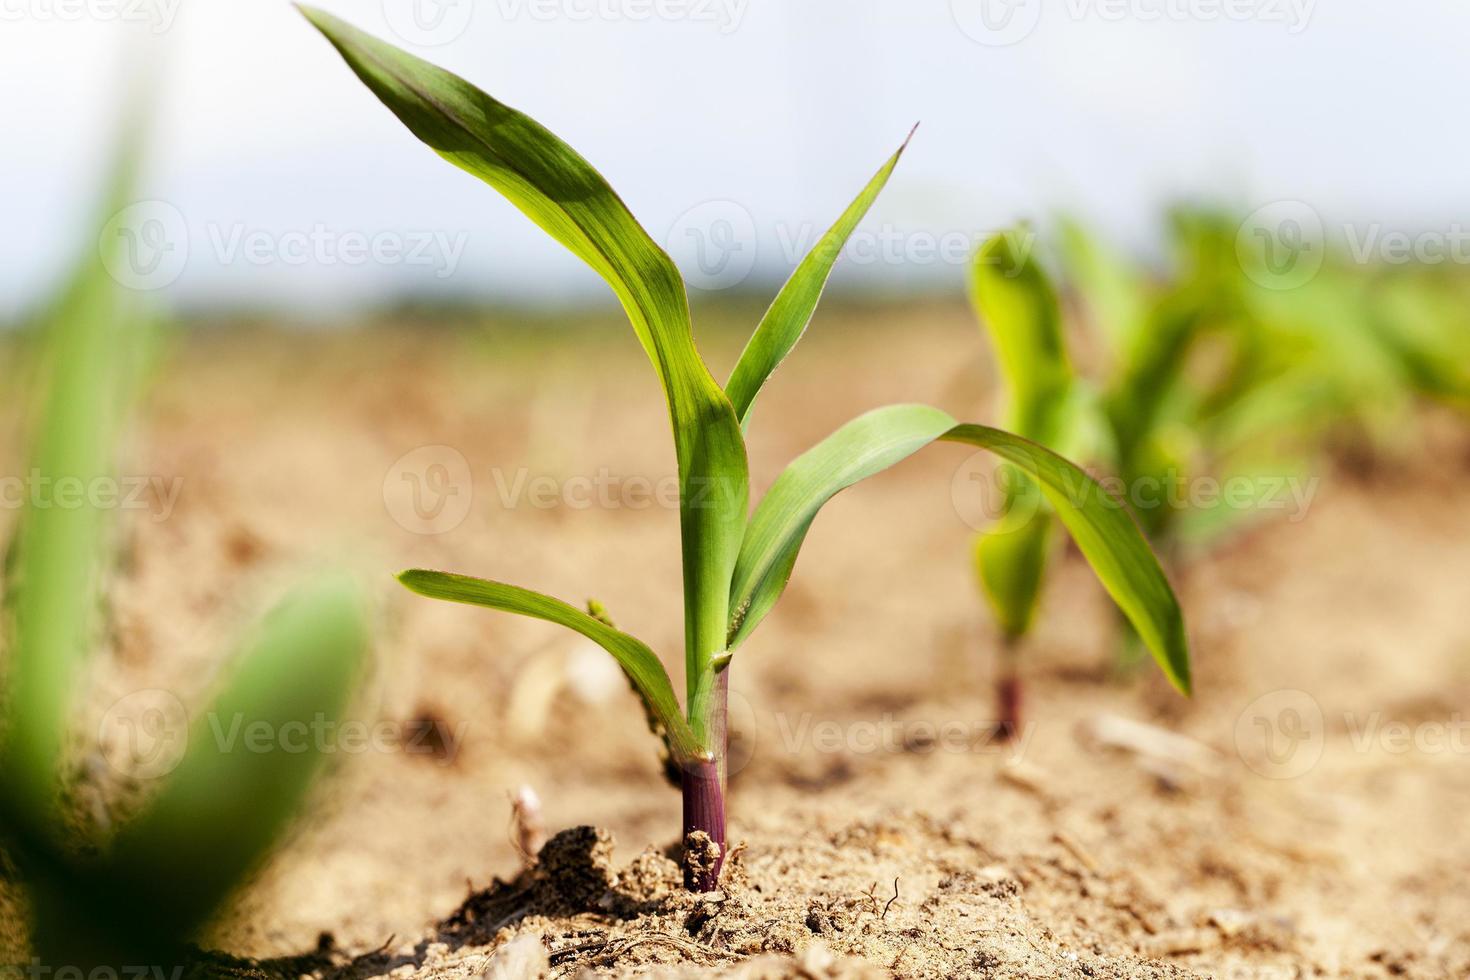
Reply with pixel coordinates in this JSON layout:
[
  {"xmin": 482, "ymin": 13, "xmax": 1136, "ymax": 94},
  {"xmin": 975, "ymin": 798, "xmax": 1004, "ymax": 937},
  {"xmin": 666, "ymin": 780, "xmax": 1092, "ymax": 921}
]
[
  {"xmin": 302, "ymin": 7, "xmax": 1190, "ymax": 892},
  {"xmin": 966, "ymin": 231, "xmax": 1106, "ymax": 736},
  {"xmin": 981, "ymin": 211, "xmax": 1362, "ymax": 682},
  {"xmin": 0, "ymin": 118, "xmax": 369, "ymax": 968},
  {"xmin": 977, "ymin": 216, "xmax": 1288, "ymax": 668}
]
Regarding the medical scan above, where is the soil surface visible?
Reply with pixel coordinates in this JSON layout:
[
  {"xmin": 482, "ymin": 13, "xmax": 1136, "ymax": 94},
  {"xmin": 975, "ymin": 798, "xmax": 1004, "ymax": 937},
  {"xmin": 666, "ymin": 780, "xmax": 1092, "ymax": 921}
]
[{"xmin": 4, "ymin": 302, "xmax": 1468, "ymax": 978}]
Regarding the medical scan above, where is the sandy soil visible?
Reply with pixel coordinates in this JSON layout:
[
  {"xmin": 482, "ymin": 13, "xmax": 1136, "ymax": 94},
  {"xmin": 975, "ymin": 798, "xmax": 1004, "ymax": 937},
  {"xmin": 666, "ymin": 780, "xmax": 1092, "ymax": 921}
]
[{"xmin": 4, "ymin": 300, "xmax": 1469, "ymax": 978}]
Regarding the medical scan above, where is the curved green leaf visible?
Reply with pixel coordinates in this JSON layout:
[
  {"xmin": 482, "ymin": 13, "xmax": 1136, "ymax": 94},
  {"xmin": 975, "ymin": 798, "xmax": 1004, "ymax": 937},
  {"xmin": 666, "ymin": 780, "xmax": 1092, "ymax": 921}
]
[
  {"xmin": 969, "ymin": 229, "xmax": 1072, "ymax": 440},
  {"xmin": 973, "ymin": 488, "xmax": 1052, "ymax": 640},
  {"xmin": 1, "ymin": 112, "xmax": 154, "ymax": 823},
  {"xmin": 968, "ymin": 230, "xmax": 1077, "ymax": 640},
  {"xmin": 301, "ymin": 8, "xmax": 749, "ymax": 738},
  {"xmin": 727, "ymin": 405, "xmax": 1190, "ymax": 694},
  {"xmin": 398, "ymin": 569, "xmax": 703, "ymax": 760},
  {"xmin": 725, "ymin": 130, "xmax": 914, "ymax": 428},
  {"xmin": 102, "ymin": 575, "xmax": 368, "ymax": 945}
]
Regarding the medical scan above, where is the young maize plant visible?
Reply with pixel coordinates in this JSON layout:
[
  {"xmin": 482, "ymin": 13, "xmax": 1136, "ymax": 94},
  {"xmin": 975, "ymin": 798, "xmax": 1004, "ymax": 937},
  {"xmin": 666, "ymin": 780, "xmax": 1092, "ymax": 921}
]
[
  {"xmin": 974, "ymin": 216, "xmax": 1296, "ymax": 688},
  {"xmin": 1064, "ymin": 209, "xmax": 1345, "ymax": 551},
  {"xmin": 0, "ymin": 121, "xmax": 369, "ymax": 967},
  {"xmin": 967, "ymin": 230, "xmax": 1103, "ymax": 737},
  {"xmin": 302, "ymin": 7, "xmax": 1190, "ymax": 892}
]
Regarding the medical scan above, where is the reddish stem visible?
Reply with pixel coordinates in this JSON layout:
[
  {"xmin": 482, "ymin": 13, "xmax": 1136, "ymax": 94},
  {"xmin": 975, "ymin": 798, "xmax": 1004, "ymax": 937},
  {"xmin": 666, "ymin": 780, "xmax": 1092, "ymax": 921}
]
[
  {"xmin": 995, "ymin": 641, "xmax": 1023, "ymax": 742},
  {"xmin": 996, "ymin": 673, "xmax": 1023, "ymax": 742},
  {"xmin": 680, "ymin": 758, "xmax": 726, "ymax": 891},
  {"xmin": 681, "ymin": 670, "xmax": 728, "ymax": 892}
]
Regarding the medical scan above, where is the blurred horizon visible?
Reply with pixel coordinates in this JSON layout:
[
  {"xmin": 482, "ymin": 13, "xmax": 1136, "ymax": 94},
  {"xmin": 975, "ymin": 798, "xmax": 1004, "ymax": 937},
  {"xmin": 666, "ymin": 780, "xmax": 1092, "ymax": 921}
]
[{"xmin": 5, "ymin": 0, "xmax": 1469, "ymax": 320}]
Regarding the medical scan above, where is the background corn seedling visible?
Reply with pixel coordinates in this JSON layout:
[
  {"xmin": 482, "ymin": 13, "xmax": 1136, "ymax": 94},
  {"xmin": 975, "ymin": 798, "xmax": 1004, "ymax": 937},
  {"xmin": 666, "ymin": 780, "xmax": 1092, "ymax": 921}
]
[
  {"xmin": 302, "ymin": 7, "xmax": 1191, "ymax": 894},
  {"xmin": 0, "ymin": 107, "xmax": 370, "ymax": 969},
  {"xmin": 971, "ymin": 204, "xmax": 1470, "ymax": 702}
]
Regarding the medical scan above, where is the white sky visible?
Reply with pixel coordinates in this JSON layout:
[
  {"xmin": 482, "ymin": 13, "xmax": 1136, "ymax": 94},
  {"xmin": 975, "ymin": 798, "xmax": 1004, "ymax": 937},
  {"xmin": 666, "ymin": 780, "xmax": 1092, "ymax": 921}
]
[{"xmin": 2, "ymin": 0, "xmax": 1466, "ymax": 316}]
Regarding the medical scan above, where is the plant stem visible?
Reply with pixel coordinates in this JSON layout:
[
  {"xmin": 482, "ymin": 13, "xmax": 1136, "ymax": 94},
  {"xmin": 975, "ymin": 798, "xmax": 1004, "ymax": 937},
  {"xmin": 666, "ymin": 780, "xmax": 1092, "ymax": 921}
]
[
  {"xmin": 681, "ymin": 671, "xmax": 728, "ymax": 892},
  {"xmin": 996, "ymin": 638, "xmax": 1023, "ymax": 742}
]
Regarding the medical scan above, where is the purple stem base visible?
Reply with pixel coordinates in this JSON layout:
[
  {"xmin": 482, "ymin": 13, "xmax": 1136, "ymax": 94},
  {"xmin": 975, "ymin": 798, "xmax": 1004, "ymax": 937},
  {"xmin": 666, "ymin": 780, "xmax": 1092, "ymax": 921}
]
[
  {"xmin": 680, "ymin": 758, "xmax": 726, "ymax": 891},
  {"xmin": 996, "ymin": 673, "xmax": 1023, "ymax": 743}
]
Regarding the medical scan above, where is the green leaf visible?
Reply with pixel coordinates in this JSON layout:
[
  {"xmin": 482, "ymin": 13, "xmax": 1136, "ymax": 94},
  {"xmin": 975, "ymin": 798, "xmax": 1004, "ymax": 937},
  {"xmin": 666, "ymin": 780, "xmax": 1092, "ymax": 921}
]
[
  {"xmin": 1057, "ymin": 216, "xmax": 1148, "ymax": 354},
  {"xmin": 399, "ymin": 569, "xmax": 703, "ymax": 761},
  {"xmin": 301, "ymin": 7, "xmax": 749, "ymax": 744},
  {"xmin": 1, "ymin": 114, "xmax": 154, "ymax": 823},
  {"xmin": 101, "ymin": 575, "xmax": 368, "ymax": 945},
  {"xmin": 969, "ymin": 229, "xmax": 1073, "ymax": 441},
  {"xmin": 973, "ymin": 485, "xmax": 1052, "ymax": 640},
  {"xmin": 727, "ymin": 405, "xmax": 1190, "ymax": 695},
  {"xmin": 1105, "ymin": 288, "xmax": 1205, "ymax": 475},
  {"xmin": 725, "ymin": 131, "xmax": 913, "ymax": 428},
  {"xmin": 968, "ymin": 230, "xmax": 1077, "ymax": 641}
]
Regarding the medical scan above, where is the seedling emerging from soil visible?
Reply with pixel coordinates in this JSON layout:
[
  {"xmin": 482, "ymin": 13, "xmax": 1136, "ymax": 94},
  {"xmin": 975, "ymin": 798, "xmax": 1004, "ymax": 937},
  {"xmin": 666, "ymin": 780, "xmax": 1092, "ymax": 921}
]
[
  {"xmin": 968, "ymin": 231, "xmax": 1096, "ymax": 737},
  {"xmin": 303, "ymin": 8, "xmax": 1190, "ymax": 892},
  {"xmin": 0, "ymin": 123, "xmax": 369, "ymax": 967}
]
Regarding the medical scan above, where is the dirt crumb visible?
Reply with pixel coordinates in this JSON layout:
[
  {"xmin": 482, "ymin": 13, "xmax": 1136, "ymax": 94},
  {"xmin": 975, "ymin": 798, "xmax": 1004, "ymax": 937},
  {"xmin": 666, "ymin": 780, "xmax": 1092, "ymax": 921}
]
[
  {"xmin": 680, "ymin": 831, "xmax": 722, "ymax": 894},
  {"xmin": 536, "ymin": 826, "xmax": 617, "ymax": 913}
]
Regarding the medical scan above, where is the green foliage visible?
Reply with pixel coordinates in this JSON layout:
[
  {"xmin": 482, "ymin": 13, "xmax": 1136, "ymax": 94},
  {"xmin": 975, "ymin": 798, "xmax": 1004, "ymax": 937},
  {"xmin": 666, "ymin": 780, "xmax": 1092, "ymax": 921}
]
[
  {"xmin": 0, "ymin": 110, "xmax": 370, "ymax": 966},
  {"xmin": 968, "ymin": 231, "xmax": 1080, "ymax": 644},
  {"xmin": 975, "ymin": 198, "xmax": 1470, "ymax": 670},
  {"xmin": 398, "ymin": 570, "xmax": 702, "ymax": 761},
  {"xmin": 298, "ymin": 5, "xmax": 746, "ymax": 744},
  {"xmin": 726, "ymin": 131, "xmax": 912, "ymax": 430},
  {"xmin": 303, "ymin": 7, "xmax": 1192, "ymax": 775}
]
